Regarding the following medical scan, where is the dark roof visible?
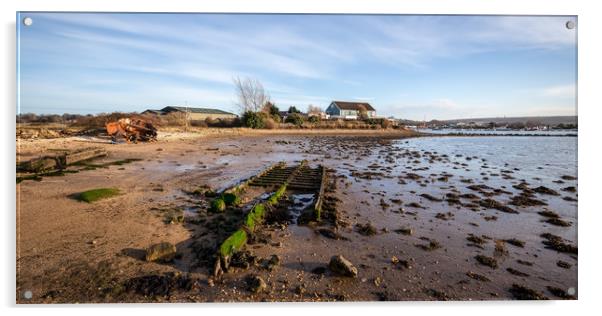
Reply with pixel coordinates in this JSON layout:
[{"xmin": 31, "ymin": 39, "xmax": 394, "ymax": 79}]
[
  {"xmin": 331, "ymin": 101, "xmax": 375, "ymax": 111},
  {"xmin": 142, "ymin": 109, "xmax": 165, "ymax": 115},
  {"xmin": 161, "ymin": 106, "xmax": 236, "ymax": 116}
]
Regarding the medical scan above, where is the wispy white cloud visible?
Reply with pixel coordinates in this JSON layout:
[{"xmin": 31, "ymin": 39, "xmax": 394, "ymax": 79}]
[
  {"xmin": 348, "ymin": 15, "xmax": 576, "ymax": 68},
  {"xmin": 20, "ymin": 13, "xmax": 577, "ymax": 117},
  {"xmin": 541, "ymin": 84, "xmax": 576, "ymax": 98},
  {"xmin": 45, "ymin": 14, "xmax": 335, "ymax": 81}
]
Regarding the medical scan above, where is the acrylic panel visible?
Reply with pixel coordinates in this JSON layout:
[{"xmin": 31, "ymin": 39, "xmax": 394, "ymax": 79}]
[{"xmin": 16, "ymin": 12, "xmax": 577, "ymax": 303}]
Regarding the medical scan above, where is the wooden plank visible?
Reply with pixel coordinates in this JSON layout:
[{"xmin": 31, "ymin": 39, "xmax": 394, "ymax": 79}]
[
  {"xmin": 64, "ymin": 148, "xmax": 107, "ymax": 165},
  {"xmin": 18, "ymin": 147, "xmax": 107, "ymax": 173},
  {"xmin": 224, "ymin": 162, "xmax": 286, "ymax": 194},
  {"xmin": 312, "ymin": 165, "xmax": 327, "ymax": 221}
]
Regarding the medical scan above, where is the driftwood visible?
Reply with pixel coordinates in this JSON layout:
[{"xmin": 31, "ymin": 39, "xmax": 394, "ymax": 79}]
[{"xmin": 18, "ymin": 147, "xmax": 107, "ymax": 173}]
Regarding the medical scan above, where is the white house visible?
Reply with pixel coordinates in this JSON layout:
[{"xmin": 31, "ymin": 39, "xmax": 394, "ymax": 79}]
[{"xmin": 324, "ymin": 101, "xmax": 376, "ymax": 120}]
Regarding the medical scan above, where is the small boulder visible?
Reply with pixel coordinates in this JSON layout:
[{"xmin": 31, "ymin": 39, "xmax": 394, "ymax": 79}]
[
  {"xmin": 329, "ymin": 255, "xmax": 358, "ymax": 277},
  {"xmin": 145, "ymin": 242, "xmax": 177, "ymax": 262},
  {"xmin": 268, "ymin": 254, "xmax": 281, "ymax": 266},
  {"xmin": 246, "ymin": 275, "xmax": 267, "ymax": 293}
]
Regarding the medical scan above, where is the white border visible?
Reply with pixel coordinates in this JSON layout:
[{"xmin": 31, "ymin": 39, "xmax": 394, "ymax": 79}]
[{"xmin": 2, "ymin": 0, "xmax": 601, "ymax": 315}]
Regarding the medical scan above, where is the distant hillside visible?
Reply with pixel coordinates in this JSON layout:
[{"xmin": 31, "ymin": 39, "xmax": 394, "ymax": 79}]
[{"xmin": 445, "ymin": 116, "xmax": 577, "ymax": 125}]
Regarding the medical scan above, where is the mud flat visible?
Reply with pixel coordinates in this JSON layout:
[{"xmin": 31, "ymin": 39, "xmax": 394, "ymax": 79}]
[{"xmin": 16, "ymin": 130, "xmax": 577, "ymax": 302}]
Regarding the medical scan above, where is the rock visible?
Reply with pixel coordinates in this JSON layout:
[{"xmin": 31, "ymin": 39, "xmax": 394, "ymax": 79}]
[
  {"xmin": 295, "ymin": 285, "xmax": 306, "ymax": 295},
  {"xmin": 260, "ymin": 254, "xmax": 281, "ymax": 271},
  {"xmin": 328, "ymin": 255, "xmax": 358, "ymax": 277},
  {"xmin": 246, "ymin": 275, "xmax": 267, "ymax": 293},
  {"xmin": 268, "ymin": 254, "xmax": 281, "ymax": 266},
  {"xmin": 373, "ymin": 276, "xmax": 382, "ymax": 286},
  {"xmin": 145, "ymin": 242, "xmax": 177, "ymax": 262},
  {"xmin": 391, "ymin": 256, "xmax": 399, "ymax": 264},
  {"xmin": 356, "ymin": 222, "xmax": 377, "ymax": 236}
]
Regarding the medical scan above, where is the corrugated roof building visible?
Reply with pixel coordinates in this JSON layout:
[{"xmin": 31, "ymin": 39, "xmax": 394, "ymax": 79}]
[{"xmin": 143, "ymin": 106, "xmax": 238, "ymax": 120}]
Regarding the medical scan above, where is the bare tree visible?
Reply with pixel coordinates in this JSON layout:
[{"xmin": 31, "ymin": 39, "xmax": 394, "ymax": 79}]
[
  {"xmin": 307, "ymin": 104, "xmax": 322, "ymax": 115},
  {"xmin": 233, "ymin": 76, "xmax": 270, "ymax": 113},
  {"xmin": 357, "ymin": 105, "xmax": 369, "ymax": 120}
]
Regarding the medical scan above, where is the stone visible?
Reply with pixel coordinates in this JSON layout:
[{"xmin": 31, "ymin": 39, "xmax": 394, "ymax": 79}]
[
  {"xmin": 145, "ymin": 242, "xmax": 177, "ymax": 262},
  {"xmin": 268, "ymin": 254, "xmax": 281, "ymax": 266},
  {"xmin": 328, "ymin": 255, "xmax": 358, "ymax": 277},
  {"xmin": 246, "ymin": 275, "xmax": 267, "ymax": 293}
]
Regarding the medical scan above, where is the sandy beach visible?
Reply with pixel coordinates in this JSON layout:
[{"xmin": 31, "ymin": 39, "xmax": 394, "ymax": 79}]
[{"xmin": 16, "ymin": 129, "xmax": 577, "ymax": 302}]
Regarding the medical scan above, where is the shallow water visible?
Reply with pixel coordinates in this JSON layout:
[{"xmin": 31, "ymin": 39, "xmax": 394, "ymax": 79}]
[
  {"xmin": 269, "ymin": 135, "xmax": 578, "ymax": 299},
  {"xmin": 417, "ymin": 128, "xmax": 578, "ymax": 136},
  {"xmin": 404, "ymin": 136, "xmax": 575, "ymax": 182}
]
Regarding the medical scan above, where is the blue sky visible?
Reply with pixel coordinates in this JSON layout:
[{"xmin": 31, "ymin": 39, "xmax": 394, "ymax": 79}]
[{"xmin": 17, "ymin": 13, "xmax": 577, "ymax": 120}]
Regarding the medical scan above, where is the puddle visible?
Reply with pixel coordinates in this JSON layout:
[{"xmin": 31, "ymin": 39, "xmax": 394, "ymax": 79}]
[
  {"xmin": 289, "ymin": 193, "xmax": 315, "ymax": 224},
  {"xmin": 183, "ymin": 206, "xmax": 200, "ymax": 218}
]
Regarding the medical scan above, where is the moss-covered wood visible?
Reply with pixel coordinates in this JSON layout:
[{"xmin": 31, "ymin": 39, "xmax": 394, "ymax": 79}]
[
  {"xmin": 219, "ymin": 229, "xmax": 248, "ymax": 259},
  {"xmin": 313, "ymin": 165, "xmax": 327, "ymax": 220}
]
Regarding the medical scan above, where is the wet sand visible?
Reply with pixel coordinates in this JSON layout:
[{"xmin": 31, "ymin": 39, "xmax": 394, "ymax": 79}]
[{"xmin": 16, "ymin": 130, "xmax": 577, "ymax": 302}]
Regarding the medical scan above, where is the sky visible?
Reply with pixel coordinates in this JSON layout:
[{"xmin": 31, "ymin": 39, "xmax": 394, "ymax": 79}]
[{"xmin": 17, "ymin": 13, "xmax": 577, "ymax": 120}]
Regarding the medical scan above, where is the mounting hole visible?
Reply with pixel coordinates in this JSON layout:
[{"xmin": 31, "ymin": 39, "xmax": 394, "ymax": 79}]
[
  {"xmin": 23, "ymin": 290, "xmax": 32, "ymax": 299},
  {"xmin": 23, "ymin": 17, "xmax": 33, "ymax": 26},
  {"xmin": 566, "ymin": 21, "xmax": 575, "ymax": 29},
  {"xmin": 567, "ymin": 287, "xmax": 576, "ymax": 295}
]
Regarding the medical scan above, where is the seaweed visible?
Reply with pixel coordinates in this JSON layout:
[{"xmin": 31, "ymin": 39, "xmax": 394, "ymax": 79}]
[
  {"xmin": 419, "ymin": 193, "xmax": 442, "ymax": 202},
  {"xmin": 479, "ymin": 198, "xmax": 518, "ymax": 214},
  {"xmin": 415, "ymin": 239, "xmax": 441, "ymax": 251},
  {"xmin": 545, "ymin": 218, "xmax": 572, "ymax": 227},
  {"xmin": 466, "ymin": 271, "xmax": 490, "ymax": 282},
  {"xmin": 210, "ymin": 198, "xmax": 226, "ymax": 212},
  {"xmin": 557, "ymin": 260, "xmax": 572, "ymax": 269},
  {"xmin": 505, "ymin": 238, "xmax": 525, "ymax": 248},
  {"xmin": 517, "ymin": 259, "xmax": 533, "ymax": 266},
  {"xmin": 506, "ymin": 267, "xmax": 530, "ymax": 277},
  {"xmin": 221, "ymin": 193, "xmax": 240, "ymax": 206},
  {"xmin": 393, "ymin": 227, "xmax": 413, "ymax": 235},
  {"xmin": 546, "ymin": 286, "xmax": 576, "ymax": 299},
  {"xmin": 533, "ymin": 186, "xmax": 560, "ymax": 196},
  {"xmin": 475, "ymin": 255, "xmax": 498, "ymax": 269},
  {"xmin": 76, "ymin": 188, "xmax": 120, "ymax": 203},
  {"xmin": 510, "ymin": 192, "xmax": 547, "ymax": 207},
  {"xmin": 509, "ymin": 284, "xmax": 547, "ymax": 300},
  {"xmin": 541, "ymin": 233, "xmax": 578, "ymax": 254},
  {"xmin": 466, "ymin": 234, "xmax": 486, "ymax": 245},
  {"xmin": 537, "ymin": 210, "xmax": 560, "ymax": 218},
  {"xmin": 425, "ymin": 288, "xmax": 450, "ymax": 301}
]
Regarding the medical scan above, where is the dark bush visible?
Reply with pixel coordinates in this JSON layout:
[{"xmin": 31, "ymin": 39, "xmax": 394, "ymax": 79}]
[
  {"xmin": 287, "ymin": 106, "xmax": 301, "ymax": 114},
  {"xmin": 285, "ymin": 113, "xmax": 304, "ymax": 126},
  {"xmin": 222, "ymin": 193, "xmax": 240, "ymax": 206},
  {"xmin": 242, "ymin": 111, "xmax": 266, "ymax": 129}
]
